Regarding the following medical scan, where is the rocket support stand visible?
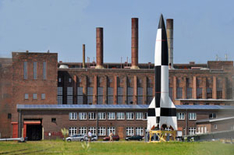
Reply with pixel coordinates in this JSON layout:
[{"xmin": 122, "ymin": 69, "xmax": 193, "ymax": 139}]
[{"xmin": 148, "ymin": 130, "xmax": 177, "ymax": 143}]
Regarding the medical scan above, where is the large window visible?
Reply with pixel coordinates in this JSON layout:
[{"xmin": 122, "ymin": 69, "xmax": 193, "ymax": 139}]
[
  {"xmin": 87, "ymin": 87, "xmax": 93, "ymax": 104},
  {"xmin": 41, "ymin": 93, "xmax": 45, "ymax": 100},
  {"xmin": 127, "ymin": 87, "xmax": 133, "ymax": 104},
  {"xmin": 69, "ymin": 112, "xmax": 77, "ymax": 120},
  {"xmin": 188, "ymin": 127, "xmax": 196, "ymax": 135},
  {"xmin": 98, "ymin": 112, "xmax": 106, "ymax": 120},
  {"xmin": 79, "ymin": 112, "xmax": 87, "ymax": 120},
  {"xmin": 117, "ymin": 112, "xmax": 125, "ymax": 120},
  {"xmin": 98, "ymin": 127, "xmax": 106, "ymax": 136},
  {"xmin": 69, "ymin": 127, "xmax": 77, "ymax": 136},
  {"xmin": 79, "ymin": 127, "xmax": 87, "ymax": 135},
  {"xmin": 43, "ymin": 62, "xmax": 46, "ymax": 79},
  {"xmin": 107, "ymin": 87, "xmax": 113, "ymax": 104},
  {"xmin": 33, "ymin": 62, "xmax": 37, "ymax": 79},
  {"xmin": 177, "ymin": 87, "xmax": 182, "ymax": 99},
  {"xmin": 77, "ymin": 87, "xmax": 83, "ymax": 104},
  {"xmin": 186, "ymin": 87, "xmax": 192, "ymax": 99},
  {"xmin": 67, "ymin": 87, "xmax": 73, "ymax": 104},
  {"xmin": 136, "ymin": 127, "xmax": 143, "ymax": 136},
  {"xmin": 23, "ymin": 61, "xmax": 27, "ymax": 79},
  {"xmin": 169, "ymin": 87, "xmax": 173, "ymax": 100},
  {"xmin": 136, "ymin": 112, "xmax": 143, "ymax": 120},
  {"xmin": 126, "ymin": 112, "xmax": 134, "ymax": 120},
  {"xmin": 88, "ymin": 112, "xmax": 96, "ymax": 120},
  {"xmin": 57, "ymin": 96, "xmax": 63, "ymax": 104},
  {"xmin": 188, "ymin": 113, "xmax": 196, "ymax": 120},
  {"xmin": 137, "ymin": 87, "xmax": 143, "ymax": 104},
  {"xmin": 24, "ymin": 94, "xmax": 29, "ymax": 100},
  {"xmin": 107, "ymin": 127, "xmax": 115, "ymax": 135},
  {"xmin": 177, "ymin": 113, "xmax": 185, "ymax": 120},
  {"xmin": 117, "ymin": 87, "xmax": 123, "ymax": 104},
  {"xmin": 126, "ymin": 127, "xmax": 134, "ymax": 136},
  {"xmin": 108, "ymin": 112, "xmax": 115, "ymax": 120},
  {"xmin": 33, "ymin": 94, "xmax": 37, "ymax": 99},
  {"xmin": 217, "ymin": 88, "xmax": 222, "ymax": 99},
  {"xmin": 197, "ymin": 88, "xmax": 202, "ymax": 99},
  {"xmin": 207, "ymin": 88, "xmax": 212, "ymax": 99},
  {"xmin": 147, "ymin": 87, "xmax": 153, "ymax": 104},
  {"xmin": 97, "ymin": 87, "xmax": 103, "ymax": 104}
]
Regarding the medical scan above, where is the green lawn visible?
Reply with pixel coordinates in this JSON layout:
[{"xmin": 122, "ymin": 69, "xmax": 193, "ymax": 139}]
[{"xmin": 0, "ymin": 140, "xmax": 233, "ymax": 155}]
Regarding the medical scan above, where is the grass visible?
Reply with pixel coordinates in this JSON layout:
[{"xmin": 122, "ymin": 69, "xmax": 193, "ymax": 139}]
[{"xmin": 0, "ymin": 140, "xmax": 233, "ymax": 155}]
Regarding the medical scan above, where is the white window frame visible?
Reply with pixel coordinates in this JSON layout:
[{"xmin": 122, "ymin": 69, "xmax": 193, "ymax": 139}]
[
  {"xmin": 41, "ymin": 93, "xmax": 45, "ymax": 100},
  {"xmin": 188, "ymin": 113, "xmax": 196, "ymax": 120},
  {"xmin": 126, "ymin": 112, "xmax": 134, "ymax": 120},
  {"xmin": 69, "ymin": 127, "xmax": 77, "ymax": 136},
  {"xmin": 126, "ymin": 127, "xmax": 134, "ymax": 136},
  {"xmin": 33, "ymin": 93, "xmax": 37, "ymax": 99},
  {"xmin": 24, "ymin": 94, "xmax": 29, "ymax": 100},
  {"xmin": 136, "ymin": 112, "xmax": 143, "ymax": 120},
  {"xmin": 98, "ymin": 112, "xmax": 106, "ymax": 120},
  {"xmin": 136, "ymin": 127, "xmax": 143, "ymax": 136},
  {"xmin": 89, "ymin": 112, "xmax": 96, "ymax": 120},
  {"xmin": 107, "ymin": 127, "xmax": 115, "ymax": 135},
  {"xmin": 79, "ymin": 127, "xmax": 87, "ymax": 135},
  {"xmin": 98, "ymin": 127, "xmax": 106, "ymax": 136},
  {"xmin": 188, "ymin": 127, "xmax": 196, "ymax": 135},
  {"xmin": 177, "ymin": 112, "xmax": 185, "ymax": 120},
  {"xmin": 79, "ymin": 112, "xmax": 87, "ymax": 120},
  {"xmin": 89, "ymin": 127, "xmax": 96, "ymax": 135},
  {"xmin": 69, "ymin": 112, "xmax": 77, "ymax": 120},
  {"xmin": 117, "ymin": 112, "xmax": 125, "ymax": 120},
  {"xmin": 108, "ymin": 112, "xmax": 115, "ymax": 120}
]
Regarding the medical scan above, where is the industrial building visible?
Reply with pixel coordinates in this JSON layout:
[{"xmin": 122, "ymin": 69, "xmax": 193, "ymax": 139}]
[{"xmin": 0, "ymin": 18, "xmax": 234, "ymax": 140}]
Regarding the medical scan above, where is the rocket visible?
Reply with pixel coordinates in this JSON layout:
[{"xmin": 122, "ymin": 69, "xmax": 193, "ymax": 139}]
[{"xmin": 147, "ymin": 14, "xmax": 177, "ymax": 131}]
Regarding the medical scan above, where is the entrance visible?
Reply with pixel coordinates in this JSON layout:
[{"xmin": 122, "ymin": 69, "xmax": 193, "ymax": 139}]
[{"xmin": 26, "ymin": 124, "xmax": 42, "ymax": 141}]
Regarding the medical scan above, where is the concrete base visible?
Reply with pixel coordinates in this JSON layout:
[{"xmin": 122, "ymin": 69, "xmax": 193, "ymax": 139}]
[
  {"xmin": 130, "ymin": 66, "xmax": 140, "ymax": 69},
  {"xmin": 95, "ymin": 65, "xmax": 105, "ymax": 69}
]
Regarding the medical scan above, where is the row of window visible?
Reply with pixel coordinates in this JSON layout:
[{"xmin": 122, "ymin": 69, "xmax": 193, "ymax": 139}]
[
  {"xmin": 24, "ymin": 93, "xmax": 45, "ymax": 100},
  {"xmin": 69, "ymin": 126, "xmax": 144, "ymax": 136},
  {"xmin": 69, "ymin": 112, "xmax": 147, "ymax": 121},
  {"xmin": 23, "ymin": 61, "xmax": 47, "ymax": 80},
  {"xmin": 177, "ymin": 113, "xmax": 197, "ymax": 120}
]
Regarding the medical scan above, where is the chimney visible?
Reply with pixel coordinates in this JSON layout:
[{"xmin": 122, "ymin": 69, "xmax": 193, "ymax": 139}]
[
  {"xmin": 95, "ymin": 27, "xmax": 104, "ymax": 69},
  {"xmin": 166, "ymin": 19, "xmax": 174, "ymax": 68},
  {"xmin": 130, "ymin": 18, "xmax": 139, "ymax": 69},
  {"xmin": 82, "ymin": 44, "xmax": 85, "ymax": 68}
]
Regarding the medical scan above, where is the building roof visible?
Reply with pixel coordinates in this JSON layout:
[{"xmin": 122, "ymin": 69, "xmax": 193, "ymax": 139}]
[{"xmin": 17, "ymin": 104, "xmax": 234, "ymax": 111}]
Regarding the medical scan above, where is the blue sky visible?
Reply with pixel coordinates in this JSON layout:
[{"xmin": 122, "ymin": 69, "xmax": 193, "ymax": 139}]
[{"xmin": 0, "ymin": 0, "xmax": 234, "ymax": 64}]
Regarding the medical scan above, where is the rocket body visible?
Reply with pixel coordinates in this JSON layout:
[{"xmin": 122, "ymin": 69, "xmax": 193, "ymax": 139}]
[{"xmin": 147, "ymin": 15, "xmax": 177, "ymax": 131}]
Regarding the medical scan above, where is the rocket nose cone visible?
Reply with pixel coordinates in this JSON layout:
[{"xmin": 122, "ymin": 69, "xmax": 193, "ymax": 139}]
[{"xmin": 158, "ymin": 14, "xmax": 165, "ymax": 29}]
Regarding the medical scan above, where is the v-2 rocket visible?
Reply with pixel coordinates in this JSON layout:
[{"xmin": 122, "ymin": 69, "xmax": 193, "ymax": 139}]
[{"xmin": 147, "ymin": 14, "xmax": 177, "ymax": 131}]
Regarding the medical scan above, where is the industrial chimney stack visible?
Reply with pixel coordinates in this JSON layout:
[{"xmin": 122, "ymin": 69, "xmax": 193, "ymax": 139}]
[
  {"xmin": 82, "ymin": 44, "xmax": 85, "ymax": 68},
  {"xmin": 95, "ymin": 27, "xmax": 104, "ymax": 69},
  {"xmin": 166, "ymin": 19, "xmax": 174, "ymax": 68},
  {"xmin": 130, "ymin": 18, "xmax": 139, "ymax": 69}
]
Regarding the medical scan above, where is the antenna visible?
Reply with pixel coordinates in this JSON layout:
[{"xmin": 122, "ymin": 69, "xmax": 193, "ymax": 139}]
[{"xmin": 225, "ymin": 54, "xmax": 228, "ymax": 61}]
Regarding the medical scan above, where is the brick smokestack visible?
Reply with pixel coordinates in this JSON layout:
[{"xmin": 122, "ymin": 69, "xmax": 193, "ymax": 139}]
[
  {"xmin": 82, "ymin": 44, "xmax": 85, "ymax": 68},
  {"xmin": 167, "ymin": 19, "xmax": 174, "ymax": 68},
  {"xmin": 95, "ymin": 27, "xmax": 104, "ymax": 69},
  {"xmin": 130, "ymin": 18, "xmax": 139, "ymax": 69}
]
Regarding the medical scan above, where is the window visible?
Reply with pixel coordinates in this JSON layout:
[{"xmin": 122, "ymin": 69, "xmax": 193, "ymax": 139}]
[
  {"xmin": 8, "ymin": 113, "xmax": 11, "ymax": 119},
  {"xmin": 77, "ymin": 87, "xmax": 83, "ymax": 104},
  {"xmin": 108, "ymin": 112, "xmax": 115, "ymax": 120},
  {"xmin": 136, "ymin": 112, "xmax": 143, "ymax": 120},
  {"xmin": 117, "ymin": 87, "xmax": 123, "ymax": 104},
  {"xmin": 33, "ymin": 62, "xmax": 37, "ymax": 79},
  {"xmin": 126, "ymin": 112, "xmax": 134, "ymax": 120},
  {"xmin": 204, "ymin": 126, "xmax": 207, "ymax": 133},
  {"xmin": 217, "ymin": 88, "xmax": 222, "ymax": 99},
  {"xmin": 188, "ymin": 127, "xmax": 196, "ymax": 135},
  {"xmin": 69, "ymin": 78, "xmax": 72, "ymax": 83},
  {"xmin": 126, "ymin": 127, "xmax": 134, "ymax": 136},
  {"xmin": 33, "ymin": 93, "xmax": 37, "ymax": 99},
  {"xmin": 197, "ymin": 88, "xmax": 202, "ymax": 99},
  {"xmin": 58, "ymin": 78, "xmax": 61, "ymax": 82},
  {"xmin": 87, "ymin": 87, "xmax": 93, "ymax": 104},
  {"xmin": 97, "ymin": 87, "xmax": 103, "ymax": 104},
  {"xmin": 51, "ymin": 118, "xmax": 56, "ymax": 123},
  {"xmin": 177, "ymin": 113, "xmax": 185, "ymax": 120},
  {"xmin": 136, "ymin": 127, "xmax": 143, "ymax": 136},
  {"xmin": 98, "ymin": 112, "xmax": 106, "ymax": 120},
  {"xmin": 88, "ymin": 112, "xmax": 96, "ymax": 120},
  {"xmin": 79, "ymin": 127, "xmax": 87, "ymax": 135},
  {"xmin": 79, "ymin": 112, "xmax": 87, "ymax": 120},
  {"xmin": 67, "ymin": 87, "xmax": 73, "ymax": 104},
  {"xmin": 43, "ymin": 62, "xmax": 46, "ymax": 79},
  {"xmin": 58, "ymin": 87, "xmax": 63, "ymax": 95},
  {"xmin": 41, "ymin": 93, "xmax": 45, "ymax": 100},
  {"xmin": 169, "ymin": 87, "xmax": 173, "ymax": 100},
  {"xmin": 186, "ymin": 87, "xmax": 192, "ymax": 99},
  {"xmin": 24, "ymin": 94, "xmax": 29, "ymax": 100},
  {"xmin": 69, "ymin": 112, "xmax": 77, "ymax": 120},
  {"xmin": 98, "ymin": 127, "xmax": 106, "ymax": 136},
  {"xmin": 107, "ymin": 127, "xmax": 115, "ymax": 135},
  {"xmin": 117, "ymin": 112, "xmax": 125, "ymax": 120},
  {"xmin": 69, "ymin": 127, "xmax": 77, "ymax": 136},
  {"xmin": 144, "ymin": 112, "xmax": 148, "ymax": 119},
  {"xmin": 107, "ymin": 87, "xmax": 113, "ymax": 104},
  {"xmin": 127, "ymin": 87, "xmax": 133, "ymax": 104},
  {"xmin": 23, "ymin": 61, "xmax": 27, "ymax": 79},
  {"xmin": 207, "ymin": 88, "xmax": 212, "ymax": 99},
  {"xmin": 147, "ymin": 87, "xmax": 153, "ymax": 104},
  {"xmin": 209, "ymin": 113, "xmax": 216, "ymax": 119},
  {"xmin": 89, "ymin": 127, "xmax": 96, "ymax": 135},
  {"xmin": 214, "ymin": 124, "xmax": 217, "ymax": 129},
  {"xmin": 177, "ymin": 87, "xmax": 182, "ymax": 99},
  {"xmin": 137, "ymin": 87, "xmax": 143, "ymax": 104},
  {"xmin": 57, "ymin": 96, "xmax": 63, "ymax": 104},
  {"xmin": 188, "ymin": 113, "xmax": 196, "ymax": 120}
]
